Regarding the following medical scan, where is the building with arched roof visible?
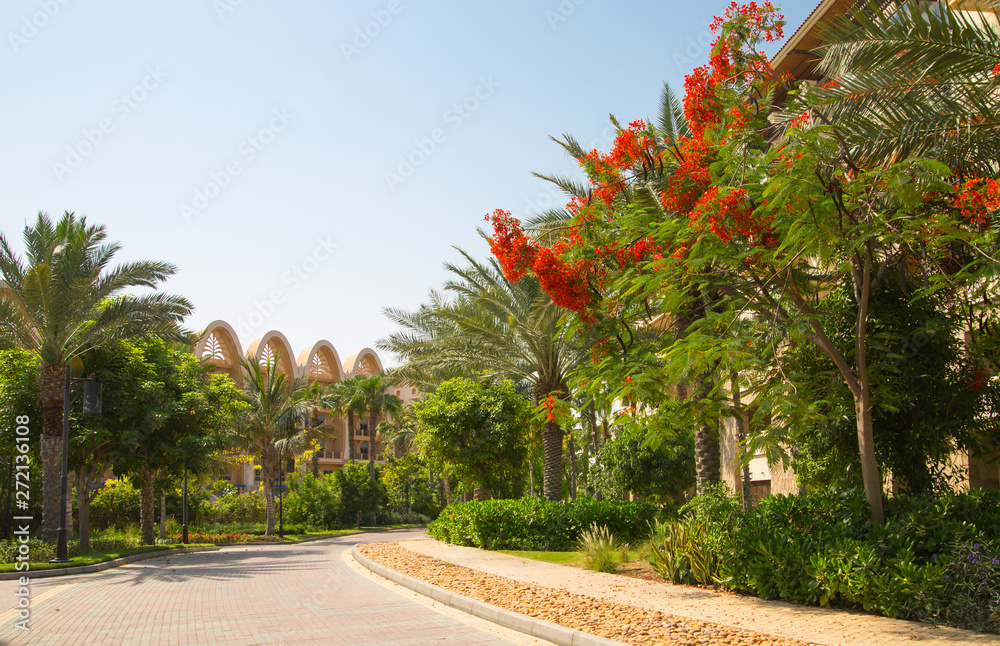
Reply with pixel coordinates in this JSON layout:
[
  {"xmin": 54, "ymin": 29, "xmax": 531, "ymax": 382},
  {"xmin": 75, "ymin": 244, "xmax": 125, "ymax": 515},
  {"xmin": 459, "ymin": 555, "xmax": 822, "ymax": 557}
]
[{"xmin": 194, "ymin": 320, "xmax": 416, "ymax": 492}]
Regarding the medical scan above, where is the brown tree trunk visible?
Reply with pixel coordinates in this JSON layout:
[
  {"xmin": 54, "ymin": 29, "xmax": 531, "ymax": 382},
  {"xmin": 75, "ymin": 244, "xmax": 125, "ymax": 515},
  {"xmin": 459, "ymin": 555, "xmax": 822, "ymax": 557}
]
[
  {"xmin": 472, "ymin": 486, "xmax": 490, "ymax": 501},
  {"xmin": 692, "ymin": 372, "xmax": 721, "ymax": 494},
  {"xmin": 345, "ymin": 411, "xmax": 356, "ymax": 462},
  {"xmin": 541, "ymin": 421, "xmax": 563, "ymax": 501},
  {"xmin": 567, "ymin": 434, "xmax": 578, "ymax": 500},
  {"xmin": 731, "ymin": 372, "xmax": 753, "ymax": 510},
  {"xmin": 527, "ymin": 452, "xmax": 535, "ymax": 497},
  {"xmin": 75, "ymin": 470, "xmax": 90, "ymax": 551},
  {"xmin": 159, "ymin": 493, "xmax": 167, "ymax": 541},
  {"xmin": 443, "ymin": 474, "xmax": 451, "ymax": 506},
  {"xmin": 140, "ymin": 476, "xmax": 155, "ymax": 545},
  {"xmin": 262, "ymin": 451, "xmax": 277, "ymax": 536},
  {"xmin": 38, "ymin": 362, "xmax": 65, "ymax": 543}
]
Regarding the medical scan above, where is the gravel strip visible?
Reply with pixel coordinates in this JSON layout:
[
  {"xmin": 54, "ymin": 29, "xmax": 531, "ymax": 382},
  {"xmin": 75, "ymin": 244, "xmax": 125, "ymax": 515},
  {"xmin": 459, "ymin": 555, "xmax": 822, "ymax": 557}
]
[{"xmin": 358, "ymin": 542, "xmax": 816, "ymax": 646}]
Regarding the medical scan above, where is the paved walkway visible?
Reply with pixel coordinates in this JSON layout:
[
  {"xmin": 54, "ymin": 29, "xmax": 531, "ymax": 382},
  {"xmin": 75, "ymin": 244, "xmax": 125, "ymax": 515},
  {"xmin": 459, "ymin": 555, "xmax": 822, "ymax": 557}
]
[
  {"xmin": 0, "ymin": 529, "xmax": 551, "ymax": 646},
  {"xmin": 401, "ymin": 539, "xmax": 1000, "ymax": 646}
]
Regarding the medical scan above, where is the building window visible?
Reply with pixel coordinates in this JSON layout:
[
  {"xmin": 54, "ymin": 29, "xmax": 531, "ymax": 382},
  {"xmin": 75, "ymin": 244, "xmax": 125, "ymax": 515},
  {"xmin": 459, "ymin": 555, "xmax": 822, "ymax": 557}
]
[
  {"xmin": 396, "ymin": 390, "xmax": 401, "ymax": 397},
  {"xmin": 360, "ymin": 442, "xmax": 369, "ymax": 459},
  {"xmin": 411, "ymin": 388, "xmax": 416, "ymax": 395},
  {"xmin": 254, "ymin": 467, "xmax": 262, "ymax": 483}
]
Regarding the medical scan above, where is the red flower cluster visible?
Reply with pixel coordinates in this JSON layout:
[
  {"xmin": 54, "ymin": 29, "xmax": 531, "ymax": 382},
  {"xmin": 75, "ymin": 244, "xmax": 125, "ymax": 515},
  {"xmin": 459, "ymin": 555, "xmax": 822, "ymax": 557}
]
[
  {"xmin": 532, "ymin": 246, "xmax": 592, "ymax": 313},
  {"xmin": 542, "ymin": 394, "xmax": 557, "ymax": 422},
  {"xmin": 486, "ymin": 209, "xmax": 538, "ymax": 282},
  {"xmin": 486, "ymin": 209, "xmax": 594, "ymax": 313},
  {"xmin": 954, "ymin": 178, "xmax": 1000, "ymax": 230},
  {"xmin": 660, "ymin": 138, "xmax": 713, "ymax": 215},
  {"xmin": 690, "ymin": 187, "xmax": 775, "ymax": 247}
]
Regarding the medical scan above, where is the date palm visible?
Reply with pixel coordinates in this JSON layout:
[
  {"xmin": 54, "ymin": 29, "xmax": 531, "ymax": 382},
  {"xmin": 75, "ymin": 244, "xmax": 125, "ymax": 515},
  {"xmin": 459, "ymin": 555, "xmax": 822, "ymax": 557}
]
[
  {"xmin": 231, "ymin": 353, "xmax": 311, "ymax": 535},
  {"xmin": 810, "ymin": 0, "xmax": 1000, "ymax": 173},
  {"xmin": 0, "ymin": 212, "xmax": 191, "ymax": 541},
  {"xmin": 324, "ymin": 376, "xmax": 366, "ymax": 462},
  {"xmin": 381, "ymin": 247, "xmax": 585, "ymax": 501},
  {"xmin": 356, "ymin": 373, "xmax": 402, "ymax": 475}
]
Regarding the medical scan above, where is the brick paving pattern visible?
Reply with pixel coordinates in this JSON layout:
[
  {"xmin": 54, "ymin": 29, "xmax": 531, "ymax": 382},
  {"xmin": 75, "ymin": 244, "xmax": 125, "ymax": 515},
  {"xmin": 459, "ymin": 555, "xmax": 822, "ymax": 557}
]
[{"xmin": 0, "ymin": 529, "xmax": 532, "ymax": 646}]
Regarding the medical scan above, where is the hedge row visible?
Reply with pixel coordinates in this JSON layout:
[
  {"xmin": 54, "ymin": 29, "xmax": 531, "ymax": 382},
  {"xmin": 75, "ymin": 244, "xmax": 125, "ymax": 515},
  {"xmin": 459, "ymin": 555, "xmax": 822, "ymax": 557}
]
[
  {"xmin": 428, "ymin": 497, "xmax": 667, "ymax": 551},
  {"xmin": 652, "ymin": 486, "xmax": 1000, "ymax": 633}
]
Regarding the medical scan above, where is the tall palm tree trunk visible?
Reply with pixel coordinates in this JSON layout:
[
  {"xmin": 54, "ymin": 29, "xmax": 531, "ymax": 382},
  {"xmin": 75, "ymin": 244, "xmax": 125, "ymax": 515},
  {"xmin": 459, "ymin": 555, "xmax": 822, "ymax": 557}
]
[
  {"xmin": 541, "ymin": 420, "xmax": 563, "ymax": 501},
  {"xmin": 345, "ymin": 411, "xmax": 356, "ymax": 462},
  {"xmin": 567, "ymin": 433, "xmax": 577, "ymax": 500},
  {"xmin": 38, "ymin": 363, "xmax": 65, "ymax": 543},
  {"xmin": 262, "ymin": 451, "xmax": 277, "ymax": 535},
  {"xmin": 159, "ymin": 493, "xmax": 167, "ymax": 541}
]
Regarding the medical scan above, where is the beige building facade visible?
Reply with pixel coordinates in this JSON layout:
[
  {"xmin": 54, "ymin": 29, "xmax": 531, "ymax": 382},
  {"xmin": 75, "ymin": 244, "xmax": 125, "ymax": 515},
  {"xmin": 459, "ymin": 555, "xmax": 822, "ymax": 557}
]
[{"xmin": 194, "ymin": 320, "xmax": 412, "ymax": 491}]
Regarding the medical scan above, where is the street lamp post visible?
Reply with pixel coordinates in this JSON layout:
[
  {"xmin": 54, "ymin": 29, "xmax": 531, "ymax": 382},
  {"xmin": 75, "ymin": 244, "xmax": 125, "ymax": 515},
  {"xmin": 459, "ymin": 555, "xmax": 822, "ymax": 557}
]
[
  {"xmin": 182, "ymin": 469, "xmax": 188, "ymax": 544},
  {"xmin": 52, "ymin": 365, "xmax": 101, "ymax": 563},
  {"xmin": 278, "ymin": 448, "xmax": 284, "ymax": 539}
]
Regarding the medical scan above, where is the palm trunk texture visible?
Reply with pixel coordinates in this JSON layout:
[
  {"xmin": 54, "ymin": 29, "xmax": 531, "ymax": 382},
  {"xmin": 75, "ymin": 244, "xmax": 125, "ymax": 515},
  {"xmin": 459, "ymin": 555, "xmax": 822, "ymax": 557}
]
[
  {"xmin": 541, "ymin": 421, "xmax": 563, "ymax": 501},
  {"xmin": 38, "ymin": 362, "xmax": 65, "ymax": 543}
]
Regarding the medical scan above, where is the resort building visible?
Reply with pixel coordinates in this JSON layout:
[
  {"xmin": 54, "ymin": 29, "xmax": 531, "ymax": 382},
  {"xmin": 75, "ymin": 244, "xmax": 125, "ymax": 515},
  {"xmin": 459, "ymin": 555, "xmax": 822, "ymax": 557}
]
[{"xmin": 194, "ymin": 320, "xmax": 415, "ymax": 491}]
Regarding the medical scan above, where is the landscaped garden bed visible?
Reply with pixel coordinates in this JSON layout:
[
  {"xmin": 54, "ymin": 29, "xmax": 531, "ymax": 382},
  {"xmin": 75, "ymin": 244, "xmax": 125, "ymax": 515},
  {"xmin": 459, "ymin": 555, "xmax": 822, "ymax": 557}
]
[{"xmin": 358, "ymin": 541, "xmax": 811, "ymax": 646}]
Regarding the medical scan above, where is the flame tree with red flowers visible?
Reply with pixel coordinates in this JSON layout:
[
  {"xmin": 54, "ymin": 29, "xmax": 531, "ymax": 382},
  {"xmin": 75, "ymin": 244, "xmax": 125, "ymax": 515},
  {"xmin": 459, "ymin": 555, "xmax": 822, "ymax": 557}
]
[{"xmin": 486, "ymin": 1, "xmax": 1000, "ymax": 525}]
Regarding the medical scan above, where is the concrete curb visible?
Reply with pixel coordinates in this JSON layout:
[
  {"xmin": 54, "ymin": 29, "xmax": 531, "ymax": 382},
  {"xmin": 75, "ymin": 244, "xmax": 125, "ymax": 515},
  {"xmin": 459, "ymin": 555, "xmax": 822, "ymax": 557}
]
[
  {"xmin": 0, "ymin": 546, "xmax": 219, "ymax": 581},
  {"xmin": 351, "ymin": 545, "xmax": 626, "ymax": 646}
]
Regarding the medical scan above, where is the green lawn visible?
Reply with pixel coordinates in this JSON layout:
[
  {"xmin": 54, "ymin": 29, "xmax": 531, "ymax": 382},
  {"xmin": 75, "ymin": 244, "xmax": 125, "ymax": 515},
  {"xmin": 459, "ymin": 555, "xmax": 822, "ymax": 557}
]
[
  {"xmin": 0, "ymin": 544, "xmax": 215, "ymax": 573},
  {"xmin": 496, "ymin": 548, "xmax": 647, "ymax": 568},
  {"xmin": 496, "ymin": 550, "xmax": 584, "ymax": 565}
]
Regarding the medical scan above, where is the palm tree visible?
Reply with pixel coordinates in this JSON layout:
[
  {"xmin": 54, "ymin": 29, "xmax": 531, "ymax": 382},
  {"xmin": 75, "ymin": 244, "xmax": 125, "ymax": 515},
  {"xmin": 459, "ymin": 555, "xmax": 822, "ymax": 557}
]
[
  {"xmin": 381, "ymin": 248, "xmax": 586, "ymax": 501},
  {"xmin": 0, "ymin": 212, "xmax": 191, "ymax": 541},
  {"xmin": 528, "ymin": 85, "xmax": 726, "ymax": 494},
  {"xmin": 356, "ymin": 373, "xmax": 402, "ymax": 477},
  {"xmin": 810, "ymin": 0, "xmax": 1000, "ymax": 173},
  {"xmin": 231, "ymin": 353, "xmax": 311, "ymax": 535},
  {"xmin": 324, "ymin": 377, "xmax": 366, "ymax": 462}
]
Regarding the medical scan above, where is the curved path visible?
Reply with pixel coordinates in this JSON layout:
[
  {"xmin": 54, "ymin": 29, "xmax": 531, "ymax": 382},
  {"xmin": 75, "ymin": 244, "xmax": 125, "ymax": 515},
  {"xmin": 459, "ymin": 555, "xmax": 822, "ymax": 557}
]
[{"xmin": 0, "ymin": 528, "xmax": 548, "ymax": 645}]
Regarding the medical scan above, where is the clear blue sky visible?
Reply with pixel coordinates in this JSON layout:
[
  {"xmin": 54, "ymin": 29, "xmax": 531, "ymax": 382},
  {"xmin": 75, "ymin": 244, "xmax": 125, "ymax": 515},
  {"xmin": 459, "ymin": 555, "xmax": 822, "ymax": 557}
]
[{"xmin": 0, "ymin": 0, "xmax": 813, "ymax": 366}]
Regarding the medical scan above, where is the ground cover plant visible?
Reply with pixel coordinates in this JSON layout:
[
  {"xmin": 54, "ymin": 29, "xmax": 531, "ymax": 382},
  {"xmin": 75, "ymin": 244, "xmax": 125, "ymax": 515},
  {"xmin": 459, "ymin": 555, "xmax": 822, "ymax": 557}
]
[
  {"xmin": 0, "ymin": 529, "xmax": 214, "ymax": 572},
  {"xmin": 428, "ymin": 498, "xmax": 666, "ymax": 551},
  {"xmin": 647, "ymin": 486, "xmax": 1000, "ymax": 633}
]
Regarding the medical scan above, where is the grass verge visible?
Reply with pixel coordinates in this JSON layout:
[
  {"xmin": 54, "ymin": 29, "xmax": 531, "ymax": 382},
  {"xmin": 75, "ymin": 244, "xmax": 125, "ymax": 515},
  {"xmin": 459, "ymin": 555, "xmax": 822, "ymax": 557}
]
[{"xmin": 0, "ymin": 544, "xmax": 215, "ymax": 573}]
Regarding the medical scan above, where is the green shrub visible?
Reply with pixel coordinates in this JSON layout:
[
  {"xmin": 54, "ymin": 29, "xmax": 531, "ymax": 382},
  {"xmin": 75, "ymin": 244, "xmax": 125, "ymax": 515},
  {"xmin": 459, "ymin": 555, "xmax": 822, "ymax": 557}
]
[
  {"xmin": 283, "ymin": 473, "xmax": 340, "ymax": 529},
  {"xmin": 428, "ymin": 497, "xmax": 664, "ymax": 551},
  {"xmin": 939, "ymin": 539, "xmax": 1000, "ymax": 633},
  {"xmin": 199, "ymin": 490, "xmax": 266, "ymax": 524},
  {"xmin": 89, "ymin": 480, "xmax": 141, "ymax": 529},
  {"xmin": 336, "ymin": 462, "xmax": 386, "ymax": 526},
  {"xmin": 645, "ymin": 486, "xmax": 1000, "ymax": 633}
]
